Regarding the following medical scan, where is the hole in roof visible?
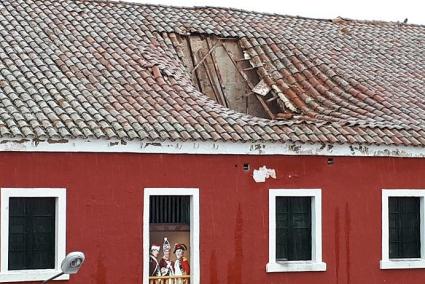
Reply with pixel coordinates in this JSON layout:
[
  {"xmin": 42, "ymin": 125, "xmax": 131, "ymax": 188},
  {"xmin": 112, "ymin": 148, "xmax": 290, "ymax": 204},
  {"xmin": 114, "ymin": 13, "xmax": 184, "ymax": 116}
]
[{"xmin": 170, "ymin": 33, "xmax": 292, "ymax": 120}]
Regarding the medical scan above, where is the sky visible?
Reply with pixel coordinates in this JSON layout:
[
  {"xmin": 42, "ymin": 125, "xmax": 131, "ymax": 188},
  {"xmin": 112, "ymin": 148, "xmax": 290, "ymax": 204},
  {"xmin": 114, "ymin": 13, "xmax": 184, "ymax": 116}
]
[{"xmin": 125, "ymin": 0, "xmax": 425, "ymax": 25}]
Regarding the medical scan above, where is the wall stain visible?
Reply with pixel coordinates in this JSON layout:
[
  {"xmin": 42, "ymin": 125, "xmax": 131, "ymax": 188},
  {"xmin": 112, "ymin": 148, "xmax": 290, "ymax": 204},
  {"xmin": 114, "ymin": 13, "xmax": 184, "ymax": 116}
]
[
  {"xmin": 335, "ymin": 207, "xmax": 340, "ymax": 284},
  {"xmin": 234, "ymin": 204, "xmax": 243, "ymax": 284},
  {"xmin": 209, "ymin": 250, "xmax": 218, "ymax": 284},
  {"xmin": 96, "ymin": 253, "xmax": 106, "ymax": 284},
  {"xmin": 345, "ymin": 203, "xmax": 351, "ymax": 284},
  {"xmin": 227, "ymin": 204, "xmax": 243, "ymax": 284},
  {"xmin": 226, "ymin": 261, "xmax": 232, "ymax": 284}
]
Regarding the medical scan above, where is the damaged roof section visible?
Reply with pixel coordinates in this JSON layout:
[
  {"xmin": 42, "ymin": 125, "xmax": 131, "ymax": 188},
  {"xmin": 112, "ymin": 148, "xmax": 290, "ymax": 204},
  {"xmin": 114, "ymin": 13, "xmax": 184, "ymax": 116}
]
[
  {"xmin": 171, "ymin": 34, "xmax": 283, "ymax": 119},
  {"xmin": 170, "ymin": 29, "xmax": 425, "ymax": 128},
  {"xmin": 1, "ymin": 0, "xmax": 425, "ymax": 147}
]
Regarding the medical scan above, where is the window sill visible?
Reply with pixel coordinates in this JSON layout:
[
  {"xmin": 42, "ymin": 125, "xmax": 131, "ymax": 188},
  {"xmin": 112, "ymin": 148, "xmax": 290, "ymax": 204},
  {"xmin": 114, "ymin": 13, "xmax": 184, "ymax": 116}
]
[
  {"xmin": 380, "ymin": 259, "xmax": 425, "ymax": 269},
  {"xmin": 266, "ymin": 261, "xmax": 327, "ymax": 272},
  {"xmin": 0, "ymin": 269, "xmax": 69, "ymax": 282}
]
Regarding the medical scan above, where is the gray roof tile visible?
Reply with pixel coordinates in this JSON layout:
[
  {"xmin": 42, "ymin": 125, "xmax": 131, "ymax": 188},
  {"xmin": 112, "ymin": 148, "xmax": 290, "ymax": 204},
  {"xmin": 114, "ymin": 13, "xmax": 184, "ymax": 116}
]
[{"xmin": 0, "ymin": 0, "xmax": 424, "ymax": 147}]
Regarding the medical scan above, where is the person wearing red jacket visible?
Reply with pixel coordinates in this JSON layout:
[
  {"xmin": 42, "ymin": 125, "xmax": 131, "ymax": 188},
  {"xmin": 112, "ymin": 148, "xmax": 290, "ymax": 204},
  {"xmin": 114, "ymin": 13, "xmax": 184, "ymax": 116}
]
[
  {"xmin": 173, "ymin": 243, "xmax": 190, "ymax": 276},
  {"xmin": 149, "ymin": 244, "xmax": 161, "ymax": 277}
]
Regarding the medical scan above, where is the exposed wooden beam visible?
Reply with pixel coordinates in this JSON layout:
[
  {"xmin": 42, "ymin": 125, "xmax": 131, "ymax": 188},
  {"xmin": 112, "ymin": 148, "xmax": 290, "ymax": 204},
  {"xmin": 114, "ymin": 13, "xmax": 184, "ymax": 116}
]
[
  {"xmin": 221, "ymin": 43, "xmax": 254, "ymax": 89},
  {"xmin": 191, "ymin": 39, "xmax": 221, "ymax": 74},
  {"xmin": 187, "ymin": 36, "xmax": 203, "ymax": 93},
  {"xmin": 198, "ymin": 49, "xmax": 224, "ymax": 105},
  {"xmin": 266, "ymin": 96, "xmax": 279, "ymax": 103},
  {"xmin": 206, "ymin": 37, "xmax": 229, "ymax": 108},
  {"xmin": 221, "ymin": 43, "xmax": 275, "ymax": 119}
]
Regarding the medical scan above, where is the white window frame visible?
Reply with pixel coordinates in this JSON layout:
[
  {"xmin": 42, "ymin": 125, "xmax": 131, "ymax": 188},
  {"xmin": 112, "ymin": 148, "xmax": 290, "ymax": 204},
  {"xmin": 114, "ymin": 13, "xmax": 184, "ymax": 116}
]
[
  {"xmin": 143, "ymin": 188, "xmax": 200, "ymax": 284},
  {"xmin": 267, "ymin": 189, "xmax": 326, "ymax": 272},
  {"xmin": 381, "ymin": 189, "xmax": 425, "ymax": 269},
  {"xmin": 0, "ymin": 188, "xmax": 67, "ymax": 282}
]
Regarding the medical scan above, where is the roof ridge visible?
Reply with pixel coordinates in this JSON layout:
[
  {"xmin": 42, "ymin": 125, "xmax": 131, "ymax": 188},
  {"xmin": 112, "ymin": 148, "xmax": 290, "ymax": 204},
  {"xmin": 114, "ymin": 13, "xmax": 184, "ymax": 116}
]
[{"xmin": 74, "ymin": 0, "xmax": 425, "ymax": 28}]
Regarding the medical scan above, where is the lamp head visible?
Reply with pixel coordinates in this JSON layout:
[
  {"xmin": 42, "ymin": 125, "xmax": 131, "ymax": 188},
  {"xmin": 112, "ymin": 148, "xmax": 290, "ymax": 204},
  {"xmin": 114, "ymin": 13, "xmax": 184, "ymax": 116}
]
[{"xmin": 61, "ymin": 252, "xmax": 85, "ymax": 274}]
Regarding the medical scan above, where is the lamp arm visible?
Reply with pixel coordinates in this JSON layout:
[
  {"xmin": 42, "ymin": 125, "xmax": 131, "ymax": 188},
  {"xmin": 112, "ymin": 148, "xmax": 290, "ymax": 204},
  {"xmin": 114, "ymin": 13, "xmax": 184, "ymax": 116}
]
[{"xmin": 41, "ymin": 272, "xmax": 64, "ymax": 284}]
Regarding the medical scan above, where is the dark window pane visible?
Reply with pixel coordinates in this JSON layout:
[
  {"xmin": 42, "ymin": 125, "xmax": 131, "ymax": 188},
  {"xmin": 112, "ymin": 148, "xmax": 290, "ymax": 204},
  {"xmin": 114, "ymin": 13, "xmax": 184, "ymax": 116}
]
[
  {"xmin": 9, "ymin": 234, "xmax": 25, "ymax": 251},
  {"xmin": 276, "ymin": 228, "xmax": 288, "ymax": 259},
  {"xmin": 9, "ymin": 198, "xmax": 56, "ymax": 270},
  {"xmin": 276, "ymin": 197, "xmax": 312, "ymax": 261},
  {"xmin": 9, "ymin": 198, "xmax": 25, "ymax": 216},
  {"xmin": 10, "ymin": 216, "xmax": 25, "ymax": 234},
  {"xmin": 8, "ymin": 252, "xmax": 25, "ymax": 270},
  {"xmin": 33, "ymin": 217, "xmax": 55, "ymax": 233},
  {"xmin": 30, "ymin": 251, "xmax": 54, "ymax": 270},
  {"xmin": 292, "ymin": 228, "xmax": 311, "ymax": 260},
  {"xmin": 389, "ymin": 197, "xmax": 420, "ymax": 259},
  {"xmin": 150, "ymin": 196, "xmax": 190, "ymax": 224}
]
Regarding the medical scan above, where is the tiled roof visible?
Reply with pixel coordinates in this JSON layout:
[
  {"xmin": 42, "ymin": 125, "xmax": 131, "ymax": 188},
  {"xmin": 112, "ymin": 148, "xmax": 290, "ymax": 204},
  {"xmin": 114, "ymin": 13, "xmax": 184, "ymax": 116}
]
[{"xmin": 1, "ymin": 0, "xmax": 425, "ymax": 146}]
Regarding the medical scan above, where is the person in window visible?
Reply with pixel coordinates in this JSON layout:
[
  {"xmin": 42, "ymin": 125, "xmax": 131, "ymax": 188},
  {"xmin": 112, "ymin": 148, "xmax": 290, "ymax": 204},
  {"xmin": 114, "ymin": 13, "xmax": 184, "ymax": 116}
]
[
  {"xmin": 149, "ymin": 244, "xmax": 161, "ymax": 277},
  {"xmin": 159, "ymin": 237, "xmax": 174, "ymax": 276},
  {"xmin": 173, "ymin": 243, "xmax": 190, "ymax": 276}
]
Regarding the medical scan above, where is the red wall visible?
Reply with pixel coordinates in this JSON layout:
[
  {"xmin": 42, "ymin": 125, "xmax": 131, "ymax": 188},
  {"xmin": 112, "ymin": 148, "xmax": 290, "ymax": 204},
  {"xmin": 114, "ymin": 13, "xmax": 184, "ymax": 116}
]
[{"xmin": 1, "ymin": 152, "xmax": 425, "ymax": 284}]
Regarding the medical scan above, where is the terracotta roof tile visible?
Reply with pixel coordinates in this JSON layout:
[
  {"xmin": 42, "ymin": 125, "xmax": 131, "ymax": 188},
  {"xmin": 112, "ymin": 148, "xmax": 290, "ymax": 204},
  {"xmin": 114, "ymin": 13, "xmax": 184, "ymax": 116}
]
[{"xmin": 0, "ymin": 0, "xmax": 424, "ymax": 147}]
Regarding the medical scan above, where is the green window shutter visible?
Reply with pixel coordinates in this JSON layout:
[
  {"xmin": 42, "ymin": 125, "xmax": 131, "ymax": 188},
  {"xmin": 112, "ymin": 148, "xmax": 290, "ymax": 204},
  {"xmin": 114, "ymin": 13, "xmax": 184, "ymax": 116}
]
[
  {"xmin": 389, "ymin": 197, "xmax": 420, "ymax": 259},
  {"xmin": 276, "ymin": 197, "xmax": 312, "ymax": 261},
  {"xmin": 9, "ymin": 198, "xmax": 56, "ymax": 270}
]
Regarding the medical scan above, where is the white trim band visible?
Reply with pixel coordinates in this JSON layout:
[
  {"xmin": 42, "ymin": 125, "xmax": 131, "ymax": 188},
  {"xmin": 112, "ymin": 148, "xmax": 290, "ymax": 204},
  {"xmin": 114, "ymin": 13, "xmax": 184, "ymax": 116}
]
[
  {"xmin": 0, "ymin": 188, "xmax": 68, "ymax": 282},
  {"xmin": 0, "ymin": 138, "xmax": 425, "ymax": 158},
  {"xmin": 0, "ymin": 270, "xmax": 68, "ymax": 283},
  {"xmin": 143, "ymin": 188, "xmax": 200, "ymax": 284},
  {"xmin": 266, "ymin": 261, "xmax": 327, "ymax": 272},
  {"xmin": 381, "ymin": 189, "xmax": 425, "ymax": 270},
  {"xmin": 267, "ymin": 189, "xmax": 326, "ymax": 273},
  {"xmin": 380, "ymin": 259, "xmax": 425, "ymax": 270}
]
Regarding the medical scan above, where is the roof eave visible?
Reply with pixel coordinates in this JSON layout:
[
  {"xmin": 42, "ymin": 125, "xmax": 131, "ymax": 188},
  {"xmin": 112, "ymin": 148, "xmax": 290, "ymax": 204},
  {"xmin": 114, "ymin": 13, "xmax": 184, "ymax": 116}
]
[{"xmin": 0, "ymin": 138, "xmax": 423, "ymax": 158}]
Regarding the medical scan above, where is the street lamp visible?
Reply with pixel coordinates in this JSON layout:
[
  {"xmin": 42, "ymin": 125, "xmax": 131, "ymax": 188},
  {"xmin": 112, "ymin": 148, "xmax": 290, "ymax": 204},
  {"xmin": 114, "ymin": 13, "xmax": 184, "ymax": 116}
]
[{"xmin": 42, "ymin": 252, "xmax": 85, "ymax": 283}]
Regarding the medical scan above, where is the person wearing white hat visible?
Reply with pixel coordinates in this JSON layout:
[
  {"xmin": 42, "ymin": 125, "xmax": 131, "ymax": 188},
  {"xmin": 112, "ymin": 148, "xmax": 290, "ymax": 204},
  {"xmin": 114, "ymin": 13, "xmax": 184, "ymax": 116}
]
[
  {"xmin": 149, "ymin": 244, "xmax": 161, "ymax": 276},
  {"xmin": 159, "ymin": 237, "xmax": 175, "ymax": 276}
]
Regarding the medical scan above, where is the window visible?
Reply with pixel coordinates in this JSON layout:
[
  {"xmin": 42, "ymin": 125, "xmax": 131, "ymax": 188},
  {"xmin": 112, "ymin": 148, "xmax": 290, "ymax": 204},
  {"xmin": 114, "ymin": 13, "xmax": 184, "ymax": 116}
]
[
  {"xmin": 143, "ymin": 188, "xmax": 199, "ymax": 284},
  {"xmin": 389, "ymin": 197, "xmax": 420, "ymax": 259},
  {"xmin": 276, "ymin": 197, "xmax": 312, "ymax": 261},
  {"xmin": 9, "ymin": 197, "xmax": 56, "ymax": 270},
  {"xmin": 381, "ymin": 189, "xmax": 425, "ymax": 269},
  {"xmin": 149, "ymin": 196, "xmax": 190, "ymax": 226},
  {"xmin": 0, "ymin": 188, "xmax": 67, "ymax": 282},
  {"xmin": 267, "ymin": 189, "xmax": 326, "ymax": 272}
]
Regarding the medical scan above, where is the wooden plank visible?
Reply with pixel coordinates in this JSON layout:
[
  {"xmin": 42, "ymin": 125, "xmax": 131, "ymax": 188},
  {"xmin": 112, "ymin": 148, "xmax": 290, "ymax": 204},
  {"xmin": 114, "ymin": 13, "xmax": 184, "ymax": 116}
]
[
  {"xmin": 206, "ymin": 37, "xmax": 229, "ymax": 108},
  {"xmin": 266, "ymin": 96, "xmax": 278, "ymax": 103},
  {"xmin": 221, "ymin": 43, "xmax": 254, "ymax": 89},
  {"xmin": 211, "ymin": 41, "xmax": 250, "ymax": 114},
  {"xmin": 188, "ymin": 36, "xmax": 216, "ymax": 101},
  {"xmin": 221, "ymin": 43, "xmax": 275, "ymax": 119},
  {"xmin": 257, "ymin": 96, "xmax": 275, "ymax": 119},
  {"xmin": 186, "ymin": 36, "xmax": 203, "ymax": 92},
  {"xmin": 191, "ymin": 39, "xmax": 221, "ymax": 74},
  {"xmin": 198, "ymin": 49, "xmax": 223, "ymax": 104}
]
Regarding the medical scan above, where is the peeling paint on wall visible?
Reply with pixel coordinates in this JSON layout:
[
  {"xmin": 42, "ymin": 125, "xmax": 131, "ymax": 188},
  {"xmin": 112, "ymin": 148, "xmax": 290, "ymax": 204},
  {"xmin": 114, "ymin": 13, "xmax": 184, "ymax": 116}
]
[
  {"xmin": 0, "ymin": 138, "xmax": 425, "ymax": 158},
  {"xmin": 252, "ymin": 166, "xmax": 276, "ymax": 183}
]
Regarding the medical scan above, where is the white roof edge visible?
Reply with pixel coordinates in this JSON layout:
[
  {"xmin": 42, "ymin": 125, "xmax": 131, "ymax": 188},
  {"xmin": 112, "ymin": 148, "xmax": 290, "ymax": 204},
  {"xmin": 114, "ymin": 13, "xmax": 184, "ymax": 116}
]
[{"xmin": 0, "ymin": 138, "xmax": 425, "ymax": 158}]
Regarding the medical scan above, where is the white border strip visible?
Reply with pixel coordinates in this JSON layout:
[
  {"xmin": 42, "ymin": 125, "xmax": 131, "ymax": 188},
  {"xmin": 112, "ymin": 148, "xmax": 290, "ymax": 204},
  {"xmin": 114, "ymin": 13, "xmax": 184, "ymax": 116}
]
[
  {"xmin": 0, "ymin": 188, "xmax": 68, "ymax": 282},
  {"xmin": 1, "ymin": 138, "xmax": 425, "ymax": 158},
  {"xmin": 143, "ymin": 188, "xmax": 200, "ymax": 284},
  {"xmin": 381, "ymin": 189, "xmax": 425, "ymax": 270},
  {"xmin": 267, "ymin": 189, "xmax": 326, "ymax": 272}
]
